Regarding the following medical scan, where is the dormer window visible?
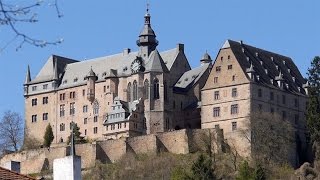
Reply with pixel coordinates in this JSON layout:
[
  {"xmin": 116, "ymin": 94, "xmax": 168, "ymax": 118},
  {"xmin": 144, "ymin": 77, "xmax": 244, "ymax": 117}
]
[
  {"xmin": 63, "ymin": 80, "xmax": 67, "ymax": 84},
  {"xmin": 32, "ymin": 86, "xmax": 37, "ymax": 91},
  {"xmin": 73, "ymin": 78, "xmax": 78, "ymax": 82}
]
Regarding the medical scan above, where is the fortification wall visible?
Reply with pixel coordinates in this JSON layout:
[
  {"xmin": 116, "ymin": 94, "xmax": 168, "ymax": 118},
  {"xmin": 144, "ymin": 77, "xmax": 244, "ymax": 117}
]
[{"xmin": 0, "ymin": 129, "xmax": 216, "ymax": 175}]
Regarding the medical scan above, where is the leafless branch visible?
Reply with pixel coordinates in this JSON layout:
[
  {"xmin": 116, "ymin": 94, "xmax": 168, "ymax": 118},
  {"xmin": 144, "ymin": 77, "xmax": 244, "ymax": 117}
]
[{"xmin": 0, "ymin": 0, "xmax": 63, "ymax": 52}]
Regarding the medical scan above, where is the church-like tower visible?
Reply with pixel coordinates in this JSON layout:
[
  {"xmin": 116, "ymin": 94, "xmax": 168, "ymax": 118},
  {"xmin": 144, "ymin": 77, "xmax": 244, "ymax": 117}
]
[{"xmin": 136, "ymin": 7, "xmax": 158, "ymax": 59}]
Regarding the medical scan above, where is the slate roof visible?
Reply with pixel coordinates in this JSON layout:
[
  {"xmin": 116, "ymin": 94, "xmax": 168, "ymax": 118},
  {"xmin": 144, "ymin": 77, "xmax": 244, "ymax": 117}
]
[
  {"xmin": 29, "ymin": 55, "xmax": 78, "ymax": 84},
  {"xmin": 174, "ymin": 63, "xmax": 210, "ymax": 92},
  {"xmin": 58, "ymin": 48, "xmax": 178, "ymax": 89},
  {"xmin": 0, "ymin": 167, "xmax": 35, "ymax": 180},
  {"xmin": 224, "ymin": 40, "xmax": 307, "ymax": 95}
]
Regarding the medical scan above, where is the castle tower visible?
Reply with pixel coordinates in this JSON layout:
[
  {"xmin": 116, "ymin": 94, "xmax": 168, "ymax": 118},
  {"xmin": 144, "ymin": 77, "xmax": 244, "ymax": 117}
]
[
  {"xmin": 136, "ymin": 5, "xmax": 158, "ymax": 59},
  {"xmin": 85, "ymin": 67, "xmax": 98, "ymax": 102}
]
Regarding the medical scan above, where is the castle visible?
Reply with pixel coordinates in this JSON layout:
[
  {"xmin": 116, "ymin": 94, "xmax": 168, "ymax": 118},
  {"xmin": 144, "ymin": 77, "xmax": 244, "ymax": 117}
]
[{"xmin": 23, "ymin": 7, "xmax": 308, "ymax": 163}]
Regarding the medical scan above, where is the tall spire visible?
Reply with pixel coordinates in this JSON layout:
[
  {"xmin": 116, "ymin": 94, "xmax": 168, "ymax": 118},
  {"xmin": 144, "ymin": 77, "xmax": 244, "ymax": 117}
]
[
  {"xmin": 137, "ymin": 3, "xmax": 158, "ymax": 58},
  {"xmin": 24, "ymin": 65, "xmax": 31, "ymax": 84}
]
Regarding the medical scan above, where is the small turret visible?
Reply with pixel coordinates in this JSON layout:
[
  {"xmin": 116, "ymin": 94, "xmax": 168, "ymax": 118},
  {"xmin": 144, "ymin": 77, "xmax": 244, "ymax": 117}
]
[
  {"xmin": 200, "ymin": 51, "xmax": 212, "ymax": 65},
  {"xmin": 24, "ymin": 65, "xmax": 31, "ymax": 96},
  {"xmin": 136, "ymin": 4, "xmax": 158, "ymax": 59},
  {"xmin": 85, "ymin": 67, "xmax": 98, "ymax": 102}
]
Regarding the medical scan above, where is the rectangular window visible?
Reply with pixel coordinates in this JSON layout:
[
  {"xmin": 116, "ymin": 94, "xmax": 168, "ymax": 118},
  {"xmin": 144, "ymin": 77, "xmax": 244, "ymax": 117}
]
[
  {"xmin": 70, "ymin": 102, "xmax": 75, "ymax": 115},
  {"xmin": 84, "ymin": 118, "xmax": 87, "ymax": 124},
  {"xmin": 94, "ymin": 116, "xmax": 98, "ymax": 122},
  {"xmin": 214, "ymin": 77, "xmax": 218, "ymax": 83},
  {"xmin": 32, "ymin": 98, "xmax": 37, "ymax": 106},
  {"xmin": 43, "ymin": 113, "xmax": 48, "ymax": 120},
  {"xmin": 84, "ymin": 129, "xmax": 87, "ymax": 135},
  {"xmin": 43, "ymin": 97, "xmax": 48, "ymax": 104},
  {"xmin": 60, "ymin": 93, "xmax": 65, "ymax": 101},
  {"xmin": 69, "ymin": 91, "xmax": 76, "ymax": 99},
  {"xmin": 282, "ymin": 95, "xmax": 286, "ymax": 104},
  {"xmin": 232, "ymin": 75, "xmax": 236, "ymax": 81},
  {"xmin": 31, "ymin": 115, "xmax": 37, "ymax": 123},
  {"xmin": 214, "ymin": 124, "xmax": 220, "ymax": 129},
  {"xmin": 214, "ymin": 91, "xmax": 219, "ymax": 100},
  {"xmin": 216, "ymin": 66, "xmax": 221, "ymax": 72},
  {"xmin": 103, "ymin": 86, "xmax": 106, "ymax": 93},
  {"xmin": 228, "ymin": 65, "xmax": 233, "ymax": 70},
  {"xmin": 82, "ymin": 89, "xmax": 85, "ymax": 96},
  {"xmin": 213, "ymin": 107, "xmax": 220, "ymax": 117},
  {"xmin": 232, "ymin": 88, "xmax": 237, "ymax": 97},
  {"xmin": 43, "ymin": 84, "xmax": 48, "ymax": 90},
  {"xmin": 232, "ymin": 122, "xmax": 237, "ymax": 131},
  {"xmin": 32, "ymin": 86, "xmax": 37, "ymax": 91},
  {"xmin": 231, "ymin": 104, "xmax": 238, "ymax": 114},
  {"xmin": 60, "ymin": 104, "xmax": 65, "ymax": 117},
  {"xmin": 124, "ymin": 122, "xmax": 127, "ymax": 128},
  {"xmin": 258, "ymin": 89, "xmax": 262, "ymax": 97},
  {"xmin": 93, "ymin": 127, "xmax": 98, "ymax": 134},
  {"xmin": 83, "ymin": 105, "xmax": 88, "ymax": 113},
  {"xmin": 270, "ymin": 92, "xmax": 274, "ymax": 101}
]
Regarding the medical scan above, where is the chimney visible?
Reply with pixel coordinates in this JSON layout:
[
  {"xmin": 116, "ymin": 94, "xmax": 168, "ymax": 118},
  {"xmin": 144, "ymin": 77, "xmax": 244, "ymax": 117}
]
[
  {"xmin": 123, "ymin": 48, "xmax": 131, "ymax": 55},
  {"xmin": 177, "ymin": 43, "xmax": 184, "ymax": 52}
]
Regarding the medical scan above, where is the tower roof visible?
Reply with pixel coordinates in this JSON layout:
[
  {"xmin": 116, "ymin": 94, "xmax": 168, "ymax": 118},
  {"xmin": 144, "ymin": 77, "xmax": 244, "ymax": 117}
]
[
  {"xmin": 24, "ymin": 65, "xmax": 31, "ymax": 85},
  {"xmin": 200, "ymin": 51, "xmax": 212, "ymax": 64}
]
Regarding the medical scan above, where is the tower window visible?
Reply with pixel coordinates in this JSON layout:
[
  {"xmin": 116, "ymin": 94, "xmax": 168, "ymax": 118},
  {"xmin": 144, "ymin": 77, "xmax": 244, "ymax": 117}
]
[
  {"xmin": 127, "ymin": 83, "xmax": 131, "ymax": 102},
  {"xmin": 133, "ymin": 80, "xmax": 138, "ymax": 101},
  {"xmin": 93, "ymin": 100, "xmax": 99, "ymax": 115},
  {"xmin": 228, "ymin": 65, "xmax": 233, "ymax": 70},
  {"xmin": 144, "ymin": 79, "xmax": 149, "ymax": 99},
  {"xmin": 153, "ymin": 78, "xmax": 160, "ymax": 99}
]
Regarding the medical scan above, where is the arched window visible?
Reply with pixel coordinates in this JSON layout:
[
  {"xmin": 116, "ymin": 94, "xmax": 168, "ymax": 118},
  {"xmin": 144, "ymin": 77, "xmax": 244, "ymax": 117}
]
[
  {"xmin": 153, "ymin": 78, "xmax": 159, "ymax": 99},
  {"xmin": 127, "ymin": 82, "xmax": 131, "ymax": 102},
  {"xmin": 60, "ymin": 123, "xmax": 65, "ymax": 131},
  {"xmin": 133, "ymin": 80, "xmax": 138, "ymax": 101},
  {"xmin": 93, "ymin": 100, "xmax": 99, "ymax": 115},
  {"xmin": 144, "ymin": 79, "xmax": 149, "ymax": 99}
]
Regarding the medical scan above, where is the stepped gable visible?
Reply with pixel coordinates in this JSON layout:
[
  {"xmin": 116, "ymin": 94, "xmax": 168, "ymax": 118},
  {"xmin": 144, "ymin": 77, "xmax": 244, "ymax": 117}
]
[{"xmin": 225, "ymin": 40, "xmax": 306, "ymax": 95}]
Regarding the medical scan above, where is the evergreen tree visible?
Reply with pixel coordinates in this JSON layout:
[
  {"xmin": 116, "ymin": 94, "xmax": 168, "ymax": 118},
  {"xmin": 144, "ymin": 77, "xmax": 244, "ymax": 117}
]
[
  {"xmin": 306, "ymin": 56, "xmax": 320, "ymax": 144},
  {"xmin": 43, "ymin": 124, "xmax": 54, "ymax": 147},
  {"xmin": 67, "ymin": 123, "xmax": 86, "ymax": 144},
  {"xmin": 236, "ymin": 161, "xmax": 253, "ymax": 180},
  {"xmin": 253, "ymin": 164, "xmax": 266, "ymax": 180},
  {"xmin": 188, "ymin": 154, "xmax": 215, "ymax": 180}
]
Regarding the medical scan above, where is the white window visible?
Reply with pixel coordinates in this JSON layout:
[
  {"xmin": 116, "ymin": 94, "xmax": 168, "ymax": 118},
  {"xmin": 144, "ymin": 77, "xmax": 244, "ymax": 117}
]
[
  {"xmin": 231, "ymin": 104, "xmax": 238, "ymax": 114},
  {"xmin": 213, "ymin": 107, "xmax": 220, "ymax": 117}
]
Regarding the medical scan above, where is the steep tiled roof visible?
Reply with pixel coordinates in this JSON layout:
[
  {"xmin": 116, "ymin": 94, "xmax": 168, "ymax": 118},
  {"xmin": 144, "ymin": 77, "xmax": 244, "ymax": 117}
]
[
  {"xmin": 225, "ymin": 40, "xmax": 307, "ymax": 95},
  {"xmin": 0, "ymin": 167, "xmax": 35, "ymax": 180},
  {"xmin": 144, "ymin": 49, "xmax": 169, "ymax": 73}
]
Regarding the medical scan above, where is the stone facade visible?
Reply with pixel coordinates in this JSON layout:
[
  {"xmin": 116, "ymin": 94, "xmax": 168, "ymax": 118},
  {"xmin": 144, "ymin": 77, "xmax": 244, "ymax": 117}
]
[
  {"xmin": 0, "ymin": 129, "xmax": 220, "ymax": 175},
  {"xmin": 23, "ymin": 10, "xmax": 211, "ymax": 145},
  {"xmin": 201, "ymin": 40, "xmax": 309, "ymax": 164}
]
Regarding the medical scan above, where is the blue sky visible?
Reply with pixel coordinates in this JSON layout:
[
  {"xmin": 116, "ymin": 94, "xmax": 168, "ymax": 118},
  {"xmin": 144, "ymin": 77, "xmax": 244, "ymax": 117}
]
[{"xmin": 0, "ymin": 0, "xmax": 319, "ymax": 116}]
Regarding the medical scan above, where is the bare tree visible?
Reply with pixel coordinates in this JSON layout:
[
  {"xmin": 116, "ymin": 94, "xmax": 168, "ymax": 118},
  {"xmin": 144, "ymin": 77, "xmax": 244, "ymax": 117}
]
[
  {"xmin": 0, "ymin": 0, "xmax": 63, "ymax": 52},
  {"xmin": 0, "ymin": 111, "xmax": 24, "ymax": 152},
  {"xmin": 239, "ymin": 112, "xmax": 295, "ymax": 165}
]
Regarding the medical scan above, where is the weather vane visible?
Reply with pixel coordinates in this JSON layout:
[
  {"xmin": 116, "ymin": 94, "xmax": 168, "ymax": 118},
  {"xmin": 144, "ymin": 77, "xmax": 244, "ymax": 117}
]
[{"xmin": 146, "ymin": 2, "xmax": 150, "ymax": 13}]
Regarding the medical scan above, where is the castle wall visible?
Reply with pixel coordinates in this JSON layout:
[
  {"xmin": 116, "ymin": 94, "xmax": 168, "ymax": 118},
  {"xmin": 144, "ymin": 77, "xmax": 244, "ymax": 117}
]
[{"xmin": 126, "ymin": 134, "xmax": 158, "ymax": 154}]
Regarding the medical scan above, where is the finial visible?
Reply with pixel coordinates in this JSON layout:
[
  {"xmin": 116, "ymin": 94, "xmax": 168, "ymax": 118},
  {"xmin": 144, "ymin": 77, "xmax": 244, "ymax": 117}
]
[{"xmin": 146, "ymin": 2, "xmax": 150, "ymax": 13}]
